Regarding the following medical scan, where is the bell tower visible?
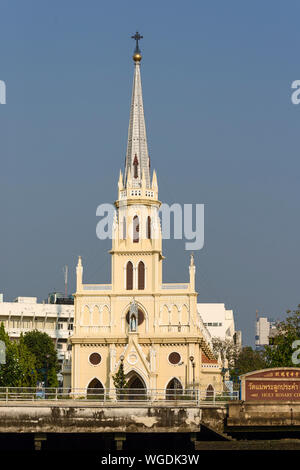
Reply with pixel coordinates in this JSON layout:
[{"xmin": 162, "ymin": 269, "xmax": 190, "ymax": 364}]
[
  {"xmin": 70, "ymin": 33, "xmax": 222, "ymax": 395},
  {"xmin": 111, "ymin": 32, "xmax": 163, "ymax": 295}
]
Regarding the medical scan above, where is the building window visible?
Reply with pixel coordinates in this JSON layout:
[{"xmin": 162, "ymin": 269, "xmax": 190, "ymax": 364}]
[
  {"xmin": 133, "ymin": 155, "xmax": 138, "ymax": 178},
  {"xmin": 206, "ymin": 384, "xmax": 215, "ymax": 399},
  {"xmin": 122, "ymin": 217, "xmax": 126, "ymax": 240},
  {"xmin": 87, "ymin": 378, "xmax": 104, "ymax": 398},
  {"xmin": 168, "ymin": 352, "xmax": 181, "ymax": 365},
  {"xmin": 89, "ymin": 353, "xmax": 102, "ymax": 366},
  {"xmin": 147, "ymin": 216, "xmax": 151, "ymax": 239},
  {"xmin": 133, "ymin": 215, "xmax": 139, "ymax": 243},
  {"xmin": 126, "ymin": 261, "xmax": 133, "ymax": 290},
  {"xmin": 166, "ymin": 378, "xmax": 183, "ymax": 399},
  {"xmin": 138, "ymin": 261, "xmax": 145, "ymax": 290}
]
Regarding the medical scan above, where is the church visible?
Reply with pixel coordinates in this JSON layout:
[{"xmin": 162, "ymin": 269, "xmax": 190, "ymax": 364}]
[{"xmin": 70, "ymin": 34, "xmax": 223, "ymax": 397}]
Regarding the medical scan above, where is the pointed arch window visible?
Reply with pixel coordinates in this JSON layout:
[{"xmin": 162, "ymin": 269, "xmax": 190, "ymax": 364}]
[
  {"xmin": 122, "ymin": 216, "xmax": 126, "ymax": 240},
  {"xmin": 166, "ymin": 378, "xmax": 183, "ymax": 400},
  {"xmin": 126, "ymin": 261, "xmax": 133, "ymax": 290},
  {"xmin": 133, "ymin": 215, "xmax": 139, "ymax": 243},
  {"xmin": 87, "ymin": 378, "xmax": 104, "ymax": 398},
  {"xmin": 206, "ymin": 384, "xmax": 215, "ymax": 400},
  {"xmin": 147, "ymin": 216, "xmax": 151, "ymax": 239},
  {"xmin": 133, "ymin": 155, "xmax": 138, "ymax": 179},
  {"xmin": 138, "ymin": 261, "xmax": 145, "ymax": 290}
]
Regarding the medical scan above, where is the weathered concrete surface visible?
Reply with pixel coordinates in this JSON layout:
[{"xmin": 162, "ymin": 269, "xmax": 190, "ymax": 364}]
[
  {"xmin": 0, "ymin": 402, "xmax": 202, "ymax": 433},
  {"xmin": 227, "ymin": 402, "xmax": 300, "ymax": 428},
  {"xmin": 2, "ymin": 400, "xmax": 300, "ymax": 436},
  {"xmin": 200, "ymin": 405, "xmax": 227, "ymax": 434}
]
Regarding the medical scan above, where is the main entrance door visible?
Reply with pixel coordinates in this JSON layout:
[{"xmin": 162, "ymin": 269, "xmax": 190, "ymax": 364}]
[{"xmin": 126, "ymin": 372, "xmax": 146, "ymax": 400}]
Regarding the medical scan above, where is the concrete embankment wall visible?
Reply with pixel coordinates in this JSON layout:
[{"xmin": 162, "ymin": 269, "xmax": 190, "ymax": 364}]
[{"xmin": 0, "ymin": 402, "xmax": 202, "ymax": 433}]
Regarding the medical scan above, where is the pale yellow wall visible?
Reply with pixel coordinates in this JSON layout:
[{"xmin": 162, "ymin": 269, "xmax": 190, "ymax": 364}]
[{"xmin": 71, "ymin": 174, "xmax": 223, "ymax": 394}]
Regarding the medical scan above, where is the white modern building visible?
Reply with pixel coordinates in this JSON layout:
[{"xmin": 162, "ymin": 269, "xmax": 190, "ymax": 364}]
[
  {"xmin": 197, "ymin": 303, "xmax": 242, "ymax": 347},
  {"xmin": 255, "ymin": 316, "xmax": 277, "ymax": 350},
  {"xmin": 0, "ymin": 294, "xmax": 74, "ymax": 364}
]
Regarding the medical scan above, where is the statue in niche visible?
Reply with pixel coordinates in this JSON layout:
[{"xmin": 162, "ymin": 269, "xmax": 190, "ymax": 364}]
[
  {"xmin": 129, "ymin": 299, "xmax": 138, "ymax": 332},
  {"xmin": 130, "ymin": 314, "xmax": 137, "ymax": 332}
]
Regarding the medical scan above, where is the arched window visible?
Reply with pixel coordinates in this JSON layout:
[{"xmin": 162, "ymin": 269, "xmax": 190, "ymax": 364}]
[
  {"xmin": 133, "ymin": 215, "xmax": 139, "ymax": 243},
  {"xmin": 126, "ymin": 261, "xmax": 133, "ymax": 290},
  {"xmin": 206, "ymin": 384, "xmax": 215, "ymax": 401},
  {"xmin": 138, "ymin": 261, "xmax": 145, "ymax": 290},
  {"xmin": 87, "ymin": 378, "xmax": 104, "ymax": 399},
  {"xmin": 166, "ymin": 378, "xmax": 183, "ymax": 400},
  {"xmin": 122, "ymin": 217, "xmax": 126, "ymax": 240},
  {"xmin": 147, "ymin": 216, "xmax": 151, "ymax": 239},
  {"xmin": 133, "ymin": 155, "xmax": 139, "ymax": 179}
]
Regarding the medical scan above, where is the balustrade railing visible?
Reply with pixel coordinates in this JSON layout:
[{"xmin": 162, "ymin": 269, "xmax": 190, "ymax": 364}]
[{"xmin": 0, "ymin": 387, "xmax": 239, "ymax": 404}]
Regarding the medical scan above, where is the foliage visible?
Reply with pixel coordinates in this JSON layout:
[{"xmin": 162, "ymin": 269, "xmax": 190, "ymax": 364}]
[
  {"xmin": 264, "ymin": 306, "xmax": 300, "ymax": 368},
  {"xmin": 112, "ymin": 361, "xmax": 128, "ymax": 390},
  {"xmin": 231, "ymin": 346, "xmax": 267, "ymax": 380},
  {"xmin": 23, "ymin": 330, "xmax": 59, "ymax": 387},
  {"xmin": 212, "ymin": 338, "xmax": 240, "ymax": 370},
  {"xmin": 0, "ymin": 322, "xmax": 10, "ymax": 347},
  {"xmin": 0, "ymin": 323, "xmax": 37, "ymax": 387}
]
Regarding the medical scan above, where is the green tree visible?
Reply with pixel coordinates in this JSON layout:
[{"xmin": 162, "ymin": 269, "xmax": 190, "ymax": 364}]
[
  {"xmin": 231, "ymin": 346, "xmax": 267, "ymax": 381},
  {"xmin": 23, "ymin": 330, "xmax": 59, "ymax": 387},
  {"xmin": 17, "ymin": 335, "xmax": 37, "ymax": 386},
  {"xmin": 0, "ymin": 323, "xmax": 37, "ymax": 387},
  {"xmin": 113, "ymin": 360, "xmax": 128, "ymax": 389},
  {"xmin": 0, "ymin": 322, "xmax": 10, "ymax": 347},
  {"xmin": 264, "ymin": 306, "xmax": 300, "ymax": 368}
]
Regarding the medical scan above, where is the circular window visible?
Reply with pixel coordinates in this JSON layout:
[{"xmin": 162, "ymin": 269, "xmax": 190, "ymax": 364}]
[
  {"xmin": 89, "ymin": 353, "xmax": 101, "ymax": 366},
  {"xmin": 168, "ymin": 352, "xmax": 181, "ymax": 365},
  {"xmin": 126, "ymin": 309, "xmax": 144, "ymax": 326},
  {"xmin": 128, "ymin": 353, "xmax": 138, "ymax": 365}
]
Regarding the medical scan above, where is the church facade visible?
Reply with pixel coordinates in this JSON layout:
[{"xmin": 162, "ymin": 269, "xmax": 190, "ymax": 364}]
[{"xmin": 70, "ymin": 36, "xmax": 223, "ymax": 396}]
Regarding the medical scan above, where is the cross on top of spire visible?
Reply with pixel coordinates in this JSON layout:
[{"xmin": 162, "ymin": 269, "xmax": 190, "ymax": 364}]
[
  {"xmin": 131, "ymin": 31, "xmax": 143, "ymax": 53},
  {"xmin": 124, "ymin": 30, "xmax": 150, "ymax": 189}
]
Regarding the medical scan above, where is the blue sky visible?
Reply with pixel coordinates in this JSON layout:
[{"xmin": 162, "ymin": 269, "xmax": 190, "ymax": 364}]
[{"xmin": 0, "ymin": 0, "xmax": 300, "ymax": 345}]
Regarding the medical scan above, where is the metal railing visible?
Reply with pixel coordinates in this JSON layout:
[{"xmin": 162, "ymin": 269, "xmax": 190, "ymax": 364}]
[{"xmin": 0, "ymin": 387, "xmax": 239, "ymax": 404}]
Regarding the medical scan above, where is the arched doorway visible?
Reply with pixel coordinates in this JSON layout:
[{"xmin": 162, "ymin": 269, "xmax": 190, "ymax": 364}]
[
  {"xmin": 87, "ymin": 378, "xmax": 104, "ymax": 400},
  {"xmin": 126, "ymin": 372, "xmax": 146, "ymax": 400},
  {"xmin": 166, "ymin": 378, "xmax": 183, "ymax": 400}
]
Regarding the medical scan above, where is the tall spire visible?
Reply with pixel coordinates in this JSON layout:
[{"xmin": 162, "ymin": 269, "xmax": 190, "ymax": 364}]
[{"xmin": 124, "ymin": 32, "xmax": 150, "ymax": 188}]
